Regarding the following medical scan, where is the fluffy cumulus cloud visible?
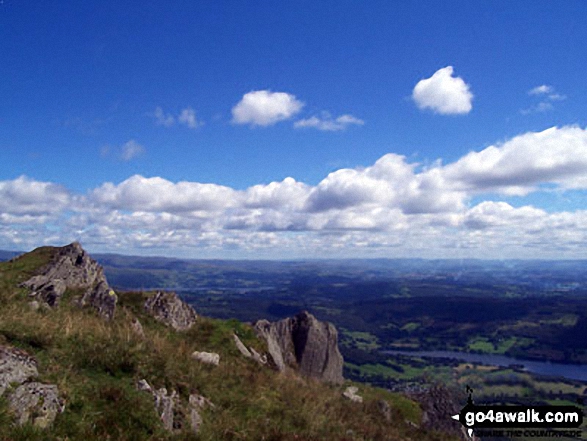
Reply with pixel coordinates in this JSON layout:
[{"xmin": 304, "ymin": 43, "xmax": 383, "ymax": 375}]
[
  {"xmin": 5, "ymin": 126, "xmax": 587, "ymax": 258},
  {"xmin": 294, "ymin": 113, "xmax": 364, "ymax": 131},
  {"xmin": 412, "ymin": 66, "xmax": 473, "ymax": 115},
  {"xmin": 91, "ymin": 175, "xmax": 238, "ymax": 213},
  {"xmin": 0, "ymin": 176, "xmax": 71, "ymax": 216},
  {"xmin": 231, "ymin": 90, "xmax": 304, "ymax": 126},
  {"xmin": 441, "ymin": 126, "xmax": 587, "ymax": 194}
]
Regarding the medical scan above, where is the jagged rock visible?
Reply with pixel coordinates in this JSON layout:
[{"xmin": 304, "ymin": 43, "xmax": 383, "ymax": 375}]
[
  {"xmin": 144, "ymin": 291, "xmax": 197, "ymax": 331},
  {"xmin": 19, "ymin": 242, "xmax": 117, "ymax": 320},
  {"xmin": 343, "ymin": 386, "xmax": 363, "ymax": 403},
  {"xmin": 137, "ymin": 379, "xmax": 213, "ymax": 434},
  {"xmin": 0, "ymin": 345, "xmax": 38, "ymax": 396},
  {"xmin": 136, "ymin": 379, "xmax": 179, "ymax": 432},
  {"xmin": 412, "ymin": 384, "xmax": 472, "ymax": 440},
  {"xmin": 233, "ymin": 333, "xmax": 268, "ymax": 365},
  {"xmin": 253, "ymin": 311, "xmax": 344, "ymax": 384},
  {"xmin": 233, "ymin": 333, "xmax": 252, "ymax": 357},
  {"xmin": 188, "ymin": 393, "xmax": 214, "ymax": 434},
  {"xmin": 250, "ymin": 347, "xmax": 267, "ymax": 365},
  {"xmin": 191, "ymin": 351, "xmax": 220, "ymax": 366},
  {"xmin": 0, "ymin": 346, "xmax": 64, "ymax": 428},
  {"xmin": 8, "ymin": 382, "xmax": 65, "ymax": 428},
  {"xmin": 254, "ymin": 318, "xmax": 297, "ymax": 372},
  {"xmin": 78, "ymin": 280, "xmax": 117, "ymax": 320}
]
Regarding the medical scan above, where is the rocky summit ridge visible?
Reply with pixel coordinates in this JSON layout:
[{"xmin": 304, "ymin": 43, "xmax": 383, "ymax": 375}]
[
  {"xmin": 19, "ymin": 241, "xmax": 117, "ymax": 320},
  {"xmin": 0, "ymin": 243, "xmax": 461, "ymax": 440}
]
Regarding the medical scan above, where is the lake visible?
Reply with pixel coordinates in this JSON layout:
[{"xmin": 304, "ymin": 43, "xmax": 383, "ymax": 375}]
[{"xmin": 383, "ymin": 350, "xmax": 587, "ymax": 382}]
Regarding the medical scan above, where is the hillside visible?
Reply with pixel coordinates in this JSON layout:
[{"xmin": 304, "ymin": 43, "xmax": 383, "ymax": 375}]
[{"xmin": 0, "ymin": 243, "xmax": 461, "ymax": 441}]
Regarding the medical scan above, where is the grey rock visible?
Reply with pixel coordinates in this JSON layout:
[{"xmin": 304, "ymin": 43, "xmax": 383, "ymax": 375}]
[
  {"xmin": 144, "ymin": 291, "xmax": 197, "ymax": 331},
  {"xmin": 137, "ymin": 379, "xmax": 213, "ymax": 434},
  {"xmin": 191, "ymin": 351, "xmax": 220, "ymax": 366},
  {"xmin": 250, "ymin": 347, "xmax": 267, "ymax": 365},
  {"xmin": 0, "ymin": 345, "xmax": 38, "ymax": 396},
  {"xmin": 8, "ymin": 382, "xmax": 65, "ymax": 428},
  {"xmin": 78, "ymin": 279, "xmax": 117, "ymax": 321},
  {"xmin": 0, "ymin": 346, "xmax": 64, "ymax": 428},
  {"xmin": 188, "ymin": 393, "xmax": 214, "ymax": 434},
  {"xmin": 233, "ymin": 333, "xmax": 252, "ymax": 358},
  {"xmin": 131, "ymin": 317, "xmax": 145, "ymax": 338},
  {"xmin": 412, "ymin": 384, "xmax": 472, "ymax": 440},
  {"xmin": 232, "ymin": 333, "xmax": 267, "ymax": 365},
  {"xmin": 343, "ymin": 386, "xmax": 363, "ymax": 403},
  {"xmin": 136, "ymin": 379, "xmax": 180, "ymax": 432},
  {"xmin": 254, "ymin": 311, "xmax": 344, "ymax": 384},
  {"xmin": 253, "ymin": 318, "xmax": 296, "ymax": 371},
  {"xmin": 19, "ymin": 242, "xmax": 117, "ymax": 319},
  {"xmin": 378, "ymin": 399, "xmax": 392, "ymax": 423}
]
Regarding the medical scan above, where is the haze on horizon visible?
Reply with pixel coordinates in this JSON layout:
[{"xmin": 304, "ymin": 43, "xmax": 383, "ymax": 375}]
[{"xmin": 2, "ymin": 1, "xmax": 587, "ymax": 260}]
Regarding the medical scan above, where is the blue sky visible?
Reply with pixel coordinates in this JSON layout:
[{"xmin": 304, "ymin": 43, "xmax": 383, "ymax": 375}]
[{"xmin": 2, "ymin": 1, "xmax": 587, "ymax": 258}]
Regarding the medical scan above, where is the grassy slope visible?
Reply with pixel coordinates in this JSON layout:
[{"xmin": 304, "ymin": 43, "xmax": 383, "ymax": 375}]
[{"xmin": 0, "ymin": 248, "xmax": 456, "ymax": 441}]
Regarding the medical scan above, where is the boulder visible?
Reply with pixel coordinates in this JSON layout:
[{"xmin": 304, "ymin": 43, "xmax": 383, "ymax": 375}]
[
  {"xmin": 0, "ymin": 345, "xmax": 64, "ymax": 428},
  {"xmin": 253, "ymin": 311, "xmax": 344, "ymax": 384},
  {"xmin": 8, "ymin": 382, "xmax": 65, "ymax": 428},
  {"xmin": 191, "ymin": 351, "xmax": 220, "ymax": 366},
  {"xmin": 19, "ymin": 242, "xmax": 117, "ymax": 319},
  {"xmin": 0, "ymin": 345, "xmax": 38, "ymax": 396},
  {"xmin": 144, "ymin": 291, "xmax": 197, "ymax": 331}
]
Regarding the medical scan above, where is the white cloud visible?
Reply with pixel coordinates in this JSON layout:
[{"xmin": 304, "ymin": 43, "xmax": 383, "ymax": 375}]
[
  {"xmin": 529, "ymin": 85, "xmax": 553, "ymax": 96},
  {"xmin": 412, "ymin": 66, "xmax": 473, "ymax": 115},
  {"xmin": 178, "ymin": 107, "xmax": 202, "ymax": 129},
  {"xmin": 231, "ymin": 90, "xmax": 304, "ymax": 126},
  {"xmin": 522, "ymin": 85, "xmax": 566, "ymax": 114},
  {"xmin": 6, "ymin": 126, "xmax": 587, "ymax": 258},
  {"xmin": 243, "ymin": 177, "xmax": 310, "ymax": 210},
  {"xmin": 440, "ymin": 126, "xmax": 587, "ymax": 193},
  {"xmin": 91, "ymin": 175, "xmax": 238, "ymax": 213},
  {"xmin": 120, "ymin": 140, "xmax": 145, "ymax": 161},
  {"xmin": 0, "ymin": 176, "xmax": 70, "ymax": 216},
  {"xmin": 154, "ymin": 107, "xmax": 175, "ymax": 127},
  {"xmin": 294, "ymin": 113, "xmax": 364, "ymax": 131}
]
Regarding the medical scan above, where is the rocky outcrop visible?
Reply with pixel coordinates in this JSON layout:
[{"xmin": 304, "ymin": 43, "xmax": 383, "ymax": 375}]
[
  {"xmin": 144, "ymin": 291, "xmax": 197, "ymax": 331},
  {"xmin": 0, "ymin": 345, "xmax": 64, "ymax": 428},
  {"xmin": 137, "ymin": 379, "xmax": 213, "ymax": 434},
  {"xmin": 253, "ymin": 311, "xmax": 344, "ymax": 385},
  {"xmin": 20, "ymin": 242, "xmax": 117, "ymax": 320}
]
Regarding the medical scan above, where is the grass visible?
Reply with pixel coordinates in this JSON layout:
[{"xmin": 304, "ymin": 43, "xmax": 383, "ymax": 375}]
[{"xmin": 0, "ymin": 246, "xmax": 459, "ymax": 441}]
